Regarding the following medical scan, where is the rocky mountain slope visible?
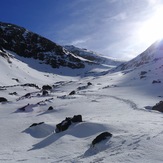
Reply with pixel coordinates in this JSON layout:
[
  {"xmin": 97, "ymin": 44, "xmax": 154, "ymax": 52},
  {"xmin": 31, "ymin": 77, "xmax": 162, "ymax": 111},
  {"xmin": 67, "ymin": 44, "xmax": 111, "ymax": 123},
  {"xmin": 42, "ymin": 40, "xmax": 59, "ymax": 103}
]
[
  {"xmin": 0, "ymin": 22, "xmax": 90, "ymax": 69},
  {"xmin": 64, "ymin": 45, "xmax": 124, "ymax": 66}
]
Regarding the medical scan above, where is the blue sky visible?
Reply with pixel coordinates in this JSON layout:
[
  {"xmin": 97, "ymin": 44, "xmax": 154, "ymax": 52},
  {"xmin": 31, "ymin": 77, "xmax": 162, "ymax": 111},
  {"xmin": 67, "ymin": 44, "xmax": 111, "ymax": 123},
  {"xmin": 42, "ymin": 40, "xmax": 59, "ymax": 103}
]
[{"xmin": 1, "ymin": 0, "xmax": 163, "ymax": 59}]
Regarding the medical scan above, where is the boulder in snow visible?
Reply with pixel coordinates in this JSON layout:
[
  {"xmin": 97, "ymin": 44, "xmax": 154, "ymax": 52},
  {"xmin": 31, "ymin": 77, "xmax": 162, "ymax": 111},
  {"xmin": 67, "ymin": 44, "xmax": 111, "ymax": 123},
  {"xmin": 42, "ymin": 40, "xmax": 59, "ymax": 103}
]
[
  {"xmin": 24, "ymin": 93, "xmax": 31, "ymax": 98},
  {"xmin": 140, "ymin": 76, "xmax": 146, "ymax": 79},
  {"xmin": 55, "ymin": 115, "xmax": 83, "ymax": 133},
  {"xmin": 42, "ymin": 85, "xmax": 52, "ymax": 90},
  {"xmin": 42, "ymin": 90, "xmax": 48, "ymax": 96},
  {"xmin": 69, "ymin": 90, "xmax": 76, "ymax": 95},
  {"xmin": 92, "ymin": 132, "xmax": 112, "ymax": 146},
  {"xmin": 152, "ymin": 80, "xmax": 161, "ymax": 84},
  {"xmin": 18, "ymin": 104, "xmax": 34, "ymax": 112},
  {"xmin": 152, "ymin": 101, "xmax": 163, "ymax": 112},
  {"xmin": 71, "ymin": 115, "xmax": 82, "ymax": 122},
  {"xmin": 140, "ymin": 71, "xmax": 147, "ymax": 75},
  {"xmin": 30, "ymin": 122, "xmax": 44, "ymax": 128},
  {"xmin": 9, "ymin": 92, "xmax": 18, "ymax": 95},
  {"xmin": 56, "ymin": 117, "xmax": 72, "ymax": 133},
  {"xmin": 87, "ymin": 82, "xmax": 92, "ymax": 86},
  {"xmin": 0, "ymin": 97, "xmax": 7, "ymax": 102},
  {"xmin": 18, "ymin": 104, "xmax": 29, "ymax": 111},
  {"xmin": 48, "ymin": 106, "xmax": 54, "ymax": 110}
]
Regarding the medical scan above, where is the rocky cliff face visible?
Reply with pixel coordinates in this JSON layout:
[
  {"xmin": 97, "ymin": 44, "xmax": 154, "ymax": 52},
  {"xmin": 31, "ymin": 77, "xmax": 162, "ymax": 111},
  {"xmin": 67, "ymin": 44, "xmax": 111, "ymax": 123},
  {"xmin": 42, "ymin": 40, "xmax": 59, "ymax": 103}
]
[{"xmin": 0, "ymin": 22, "xmax": 86, "ymax": 69}]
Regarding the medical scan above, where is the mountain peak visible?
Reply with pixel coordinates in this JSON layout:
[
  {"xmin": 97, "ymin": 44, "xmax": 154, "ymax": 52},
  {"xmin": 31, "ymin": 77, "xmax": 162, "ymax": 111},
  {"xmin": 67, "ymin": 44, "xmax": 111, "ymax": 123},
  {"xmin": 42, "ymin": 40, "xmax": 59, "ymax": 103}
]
[
  {"xmin": 116, "ymin": 39, "xmax": 163, "ymax": 71},
  {"xmin": 0, "ymin": 22, "xmax": 87, "ymax": 69}
]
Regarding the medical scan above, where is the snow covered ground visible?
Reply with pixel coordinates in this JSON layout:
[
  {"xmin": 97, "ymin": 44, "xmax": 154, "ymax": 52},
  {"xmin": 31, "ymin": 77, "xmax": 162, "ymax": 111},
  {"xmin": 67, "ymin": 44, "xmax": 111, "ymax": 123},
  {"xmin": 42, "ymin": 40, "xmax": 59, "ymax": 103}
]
[{"xmin": 0, "ymin": 50, "xmax": 163, "ymax": 163}]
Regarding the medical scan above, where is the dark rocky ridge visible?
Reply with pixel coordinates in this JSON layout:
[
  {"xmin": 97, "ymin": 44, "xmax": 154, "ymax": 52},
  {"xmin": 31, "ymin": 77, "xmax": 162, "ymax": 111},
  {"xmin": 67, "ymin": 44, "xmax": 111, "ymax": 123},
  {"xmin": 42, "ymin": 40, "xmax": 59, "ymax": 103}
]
[
  {"xmin": 0, "ymin": 22, "xmax": 87, "ymax": 69},
  {"xmin": 64, "ymin": 45, "xmax": 124, "ymax": 66}
]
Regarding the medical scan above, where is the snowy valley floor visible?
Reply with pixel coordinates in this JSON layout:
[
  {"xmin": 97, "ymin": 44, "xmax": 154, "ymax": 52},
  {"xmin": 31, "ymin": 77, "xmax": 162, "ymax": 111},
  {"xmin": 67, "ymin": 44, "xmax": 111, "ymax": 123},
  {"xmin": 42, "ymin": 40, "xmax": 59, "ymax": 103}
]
[{"xmin": 0, "ymin": 70, "xmax": 163, "ymax": 163}]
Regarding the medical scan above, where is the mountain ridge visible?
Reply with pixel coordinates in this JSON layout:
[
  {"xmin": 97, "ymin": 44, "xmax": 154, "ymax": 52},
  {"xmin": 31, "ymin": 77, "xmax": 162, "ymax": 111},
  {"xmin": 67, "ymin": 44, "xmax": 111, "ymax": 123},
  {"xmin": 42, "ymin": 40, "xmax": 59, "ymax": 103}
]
[
  {"xmin": 0, "ymin": 22, "xmax": 89, "ymax": 69},
  {"xmin": 116, "ymin": 40, "xmax": 163, "ymax": 71},
  {"xmin": 64, "ymin": 45, "xmax": 124, "ymax": 67},
  {"xmin": 0, "ymin": 22, "xmax": 125, "ymax": 72}
]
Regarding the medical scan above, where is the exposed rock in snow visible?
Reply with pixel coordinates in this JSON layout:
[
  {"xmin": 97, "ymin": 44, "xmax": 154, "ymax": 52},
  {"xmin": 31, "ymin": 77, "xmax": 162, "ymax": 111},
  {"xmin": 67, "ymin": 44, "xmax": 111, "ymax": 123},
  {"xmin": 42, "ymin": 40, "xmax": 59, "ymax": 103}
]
[
  {"xmin": 92, "ymin": 131, "xmax": 112, "ymax": 146},
  {"xmin": 0, "ymin": 97, "xmax": 7, "ymax": 102},
  {"xmin": 152, "ymin": 101, "xmax": 163, "ymax": 112},
  {"xmin": 64, "ymin": 45, "xmax": 125, "ymax": 66},
  {"xmin": 0, "ymin": 22, "xmax": 91, "ymax": 69}
]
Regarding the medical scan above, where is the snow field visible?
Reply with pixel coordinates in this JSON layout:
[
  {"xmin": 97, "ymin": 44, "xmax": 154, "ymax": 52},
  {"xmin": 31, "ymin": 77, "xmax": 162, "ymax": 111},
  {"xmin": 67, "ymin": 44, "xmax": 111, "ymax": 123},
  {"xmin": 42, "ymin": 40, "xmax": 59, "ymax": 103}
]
[{"xmin": 0, "ymin": 50, "xmax": 163, "ymax": 162}]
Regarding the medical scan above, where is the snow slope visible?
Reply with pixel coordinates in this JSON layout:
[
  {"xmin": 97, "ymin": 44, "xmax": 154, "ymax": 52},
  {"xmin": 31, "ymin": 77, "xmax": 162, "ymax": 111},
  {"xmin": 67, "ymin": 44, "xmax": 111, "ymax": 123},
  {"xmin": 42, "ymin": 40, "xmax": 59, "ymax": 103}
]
[
  {"xmin": 0, "ymin": 48, "xmax": 163, "ymax": 163},
  {"xmin": 64, "ymin": 45, "xmax": 125, "ymax": 67},
  {"xmin": 0, "ymin": 21, "xmax": 93, "ymax": 69},
  {"xmin": 116, "ymin": 39, "xmax": 163, "ymax": 71}
]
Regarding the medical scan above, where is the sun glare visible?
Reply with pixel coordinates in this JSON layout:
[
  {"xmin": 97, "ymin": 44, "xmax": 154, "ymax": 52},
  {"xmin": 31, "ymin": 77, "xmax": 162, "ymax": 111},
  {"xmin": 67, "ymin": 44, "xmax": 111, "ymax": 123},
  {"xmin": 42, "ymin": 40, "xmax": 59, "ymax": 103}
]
[{"xmin": 138, "ymin": 6, "xmax": 163, "ymax": 45}]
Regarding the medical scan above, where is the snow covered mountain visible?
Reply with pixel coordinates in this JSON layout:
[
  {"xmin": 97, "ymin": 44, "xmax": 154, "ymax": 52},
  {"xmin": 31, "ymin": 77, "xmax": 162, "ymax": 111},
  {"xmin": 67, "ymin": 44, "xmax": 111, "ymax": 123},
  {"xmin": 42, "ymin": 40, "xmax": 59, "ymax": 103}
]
[
  {"xmin": 0, "ymin": 21, "xmax": 124, "ymax": 74},
  {"xmin": 0, "ymin": 43, "xmax": 163, "ymax": 162},
  {"xmin": 116, "ymin": 40, "xmax": 163, "ymax": 70},
  {"xmin": 0, "ymin": 22, "xmax": 163, "ymax": 163},
  {"xmin": 64, "ymin": 45, "xmax": 124, "ymax": 66},
  {"xmin": 0, "ymin": 22, "xmax": 91, "ymax": 69}
]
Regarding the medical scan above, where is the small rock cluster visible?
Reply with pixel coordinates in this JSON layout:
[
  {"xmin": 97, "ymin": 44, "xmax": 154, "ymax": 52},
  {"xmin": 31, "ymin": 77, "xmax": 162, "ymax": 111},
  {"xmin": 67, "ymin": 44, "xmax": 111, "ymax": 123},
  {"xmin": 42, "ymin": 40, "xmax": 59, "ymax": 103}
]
[
  {"xmin": 55, "ymin": 115, "xmax": 82, "ymax": 133},
  {"xmin": 152, "ymin": 80, "xmax": 161, "ymax": 84}
]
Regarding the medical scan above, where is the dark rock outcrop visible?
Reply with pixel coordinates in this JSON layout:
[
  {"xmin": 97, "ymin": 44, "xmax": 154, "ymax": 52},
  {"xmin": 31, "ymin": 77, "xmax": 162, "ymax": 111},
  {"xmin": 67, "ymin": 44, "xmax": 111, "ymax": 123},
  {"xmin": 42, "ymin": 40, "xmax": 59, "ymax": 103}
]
[
  {"xmin": 48, "ymin": 106, "xmax": 54, "ymax": 110},
  {"xmin": 0, "ymin": 22, "xmax": 86, "ymax": 69},
  {"xmin": 71, "ymin": 115, "xmax": 82, "ymax": 123},
  {"xmin": 56, "ymin": 117, "xmax": 72, "ymax": 133},
  {"xmin": 87, "ymin": 82, "xmax": 92, "ymax": 86},
  {"xmin": 30, "ymin": 122, "xmax": 44, "ymax": 127},
  {"xmin": 140, "ymin": 76, "xmax": 146, "ymax": 79},
  {"xmin": 69, "ymin": 90, "xmax": 76, "ymax": 95},
  {"xmin": 24, "ymin": 93, "xmax": 31, "ymax": 98},
  {"xmin": 152, "ymin": 101, "xmax": 163, "ymax": 112},
  {"xmin": 42, "ymin": 85, "xmax": 52, "ymax": 90},
  {"xmin": 64, "ymin": 45, "xmax": 124, "ymax": 66},
  {"xmin": 55, "ymin": 115, "xmax": 82, "ymax": 133},
  {"xmin": 18, "ymin": 104, "xmax": 29, "ymax": 111},
  {"xmin": 152, "ymin": 80, "xmax": 161, "ymax": 84},
  {"xmin": 0, "ymin": 97, "xmax": 7, "ymax": 102},
  {"xmin": 42, "ymin": 90, "xmax": 48, "ymax": 96},
  {"xmin": 77, "ymin": 85, "xmax": 88, "ymax": 90},
  {"xmin": 9, "ymin": 92, "xmax": 18, "ymax": 95},
  {"xmin": 140, "ymin": 71, "xmax": 147, "ymax": 75},
  {"xmin": 92, "ymin": 132, "xmax": 112, "ymax": 146}
]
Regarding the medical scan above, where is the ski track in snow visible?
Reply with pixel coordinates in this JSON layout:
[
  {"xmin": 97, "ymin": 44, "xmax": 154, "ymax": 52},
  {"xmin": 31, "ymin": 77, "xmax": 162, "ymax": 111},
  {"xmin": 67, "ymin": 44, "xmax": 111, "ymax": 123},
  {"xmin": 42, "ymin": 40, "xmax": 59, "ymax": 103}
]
[{"xmin": 79, "ymin": 92, "xmax": 139, "ymax": 110}]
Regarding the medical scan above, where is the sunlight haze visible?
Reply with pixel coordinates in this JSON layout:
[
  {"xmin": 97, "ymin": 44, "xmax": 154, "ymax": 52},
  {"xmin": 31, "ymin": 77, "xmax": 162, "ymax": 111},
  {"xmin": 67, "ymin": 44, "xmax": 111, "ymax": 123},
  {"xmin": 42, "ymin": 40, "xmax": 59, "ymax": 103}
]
[{"xmin": 0, "ymin": 0, "xmax": 163, "ymax": 59}]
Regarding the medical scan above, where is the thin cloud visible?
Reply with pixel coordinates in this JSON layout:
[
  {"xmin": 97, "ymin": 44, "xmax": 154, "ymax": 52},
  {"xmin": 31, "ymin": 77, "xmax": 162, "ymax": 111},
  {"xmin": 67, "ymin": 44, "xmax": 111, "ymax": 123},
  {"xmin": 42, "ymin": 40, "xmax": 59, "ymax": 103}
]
[
  {"xmin": 104, "ymin": 12, "xmax": 127, "ymax": 22},
  {"xmin": 40, "ymin": 0, "xmax": 163, "ymax": 59},
  {"xmin": 69, "ymin": 38, "xmax": 90, "ymax": 46},
  {"xmin": 111, "ymin": 12, "xmax": 127, "ymax": 21}
]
